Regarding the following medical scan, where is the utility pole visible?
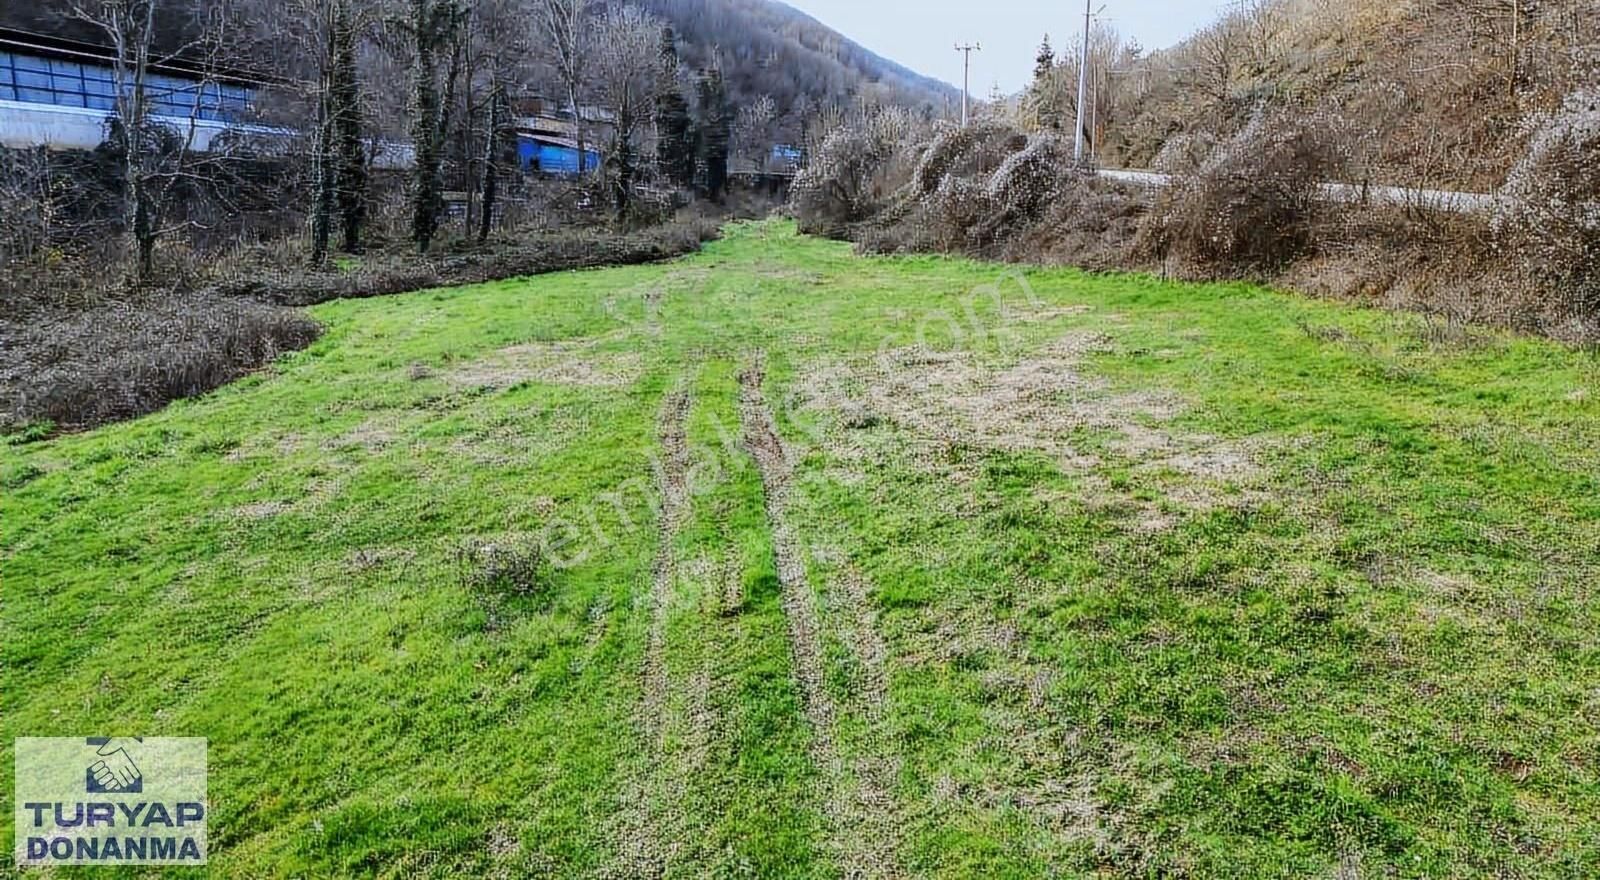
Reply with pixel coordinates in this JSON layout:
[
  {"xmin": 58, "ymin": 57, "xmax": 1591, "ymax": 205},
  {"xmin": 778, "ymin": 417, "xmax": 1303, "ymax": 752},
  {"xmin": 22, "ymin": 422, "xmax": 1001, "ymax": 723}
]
[
  {"xmin": 1073, "ymin": 0, "xmax": 1093, "ymax": 162},
  {"xmin": 955, "ymin": 42, "xmax": 981, "ymax": 127}
]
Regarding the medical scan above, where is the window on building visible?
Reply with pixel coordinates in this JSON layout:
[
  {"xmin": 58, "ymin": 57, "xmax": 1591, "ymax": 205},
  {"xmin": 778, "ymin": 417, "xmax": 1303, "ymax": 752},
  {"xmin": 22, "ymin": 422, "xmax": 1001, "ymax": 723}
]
[
  {"xmin": 0, "ymin": 52, "xmax": 16, "ymax": 101},
  {"xmin": 0, "ymin": 49, "xmax": 253, "ymax": 121}
]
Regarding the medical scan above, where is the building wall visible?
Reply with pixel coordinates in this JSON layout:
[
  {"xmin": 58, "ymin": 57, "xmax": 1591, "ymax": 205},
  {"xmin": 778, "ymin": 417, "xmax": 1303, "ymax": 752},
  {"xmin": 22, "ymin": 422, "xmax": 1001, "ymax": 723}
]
[
  {"xmin": 0, "ymin": 50, "xmax": 250, "ymax": 120},
  {"xmin": 517, "ymin": 138, "xmax": 602, "ymax": 177}
]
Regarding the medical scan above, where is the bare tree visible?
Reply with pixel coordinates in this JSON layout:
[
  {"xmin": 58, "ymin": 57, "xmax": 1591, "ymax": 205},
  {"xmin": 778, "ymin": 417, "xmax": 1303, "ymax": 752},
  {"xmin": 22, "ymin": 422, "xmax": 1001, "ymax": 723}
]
[
  {"xmin": 734, "ymin": 93, "xmax": 777, "ymax": 170},
  {"xmin": 477, "ymin": 80, "xmax": 513, "ymax": 242},
  {"xmin": 590, "ymin": 4, "xmax": 661, "ymax": 220},
  {"xmin": 71, "ymin": 0, "xmax": 234, "ymax": 281},
  {"xmin": 531, "ymin": 0, "xmax": 592, "ymax": 174}
]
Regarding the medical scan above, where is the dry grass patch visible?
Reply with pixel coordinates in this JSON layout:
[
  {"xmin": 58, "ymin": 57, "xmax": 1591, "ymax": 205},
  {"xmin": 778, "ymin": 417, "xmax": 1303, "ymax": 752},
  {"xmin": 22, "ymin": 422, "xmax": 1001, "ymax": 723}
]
[
  {"xmin": 799, "ymin": 331, "xmax": 1268, "ymax": 529},
  {"xmin": 446, "ymin": 334, "xmax": 644, "ymax": 391}
]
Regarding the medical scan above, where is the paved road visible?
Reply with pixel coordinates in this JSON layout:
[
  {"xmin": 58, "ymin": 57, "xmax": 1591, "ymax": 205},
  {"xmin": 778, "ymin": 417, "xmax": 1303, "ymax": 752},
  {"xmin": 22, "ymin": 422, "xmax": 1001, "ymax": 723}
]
[{"xmin": 1097, "ymin": 168, "xmax": 1498, "ymax": 214}]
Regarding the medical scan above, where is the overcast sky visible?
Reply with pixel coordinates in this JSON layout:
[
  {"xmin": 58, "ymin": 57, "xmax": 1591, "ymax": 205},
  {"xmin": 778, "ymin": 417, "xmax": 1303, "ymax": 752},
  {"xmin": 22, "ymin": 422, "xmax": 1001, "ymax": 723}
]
[{"xmin": 781, "ymin": 0, "xmax": 1234, "ymax": 95}]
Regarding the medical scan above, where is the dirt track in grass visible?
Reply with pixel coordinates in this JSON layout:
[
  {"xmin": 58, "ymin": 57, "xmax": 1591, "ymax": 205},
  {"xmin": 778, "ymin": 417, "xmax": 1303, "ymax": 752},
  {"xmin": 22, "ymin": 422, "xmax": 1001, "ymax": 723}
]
[{"xmin": 740, "ymin": 356, "xmax": 905, "ymax": 879}]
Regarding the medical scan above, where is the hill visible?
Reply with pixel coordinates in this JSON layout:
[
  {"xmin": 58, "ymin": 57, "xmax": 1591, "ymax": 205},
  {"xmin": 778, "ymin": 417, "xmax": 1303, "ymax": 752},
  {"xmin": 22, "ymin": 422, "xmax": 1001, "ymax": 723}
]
[
  {"xmin": 1073, "ymin": 0, "xmax": 1598, "ymax": 189},
  {"xmin": 639, "ymin": 0, "xmax": 958, "ymax": 114}
]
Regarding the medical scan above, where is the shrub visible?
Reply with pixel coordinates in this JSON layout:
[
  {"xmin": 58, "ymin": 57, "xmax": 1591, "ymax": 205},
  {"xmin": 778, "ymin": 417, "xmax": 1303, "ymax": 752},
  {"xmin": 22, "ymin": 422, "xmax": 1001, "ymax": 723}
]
[
  {"xmin": 457, "ymin": 538, "xmax": 545, "ymax": 599},
  {"xmin": 982, "ymin": 134, "xmax": 1080, "ymax": 237},
  {"xmin": 208, "ymin": 219, "xmax": 721, "ymax": 307},
  {"xmin": 1136, "ymin": 109, "xmax": 1351, "ymax": 273},
  {"xmin": 2, "ymin": 218, "xmax": 721, "ymax": 432},
  {"xmin": 790, "ymin": 108, "xmax": 920, "ymax": 238},
  {"xmin": 0, "ymin": 293, "xmax": 322, "ymax": 431},
  {"xmin": 908, "ymin": 123, "xmax": 1028, "ymax": 198},
  {"xmin": 1149, "ymin": 132, "xmax": 1219, "ymax": 176},
  {"xmin": 457, "ymin": 537, "xmax": 547, "ymax": 631},
  {"xmin": 857, "ymin": 126, "xmax": 1111, "ymax": 262},
  {"xmin": 1494, "ymin": 89, "xmax": 1600, "ymax": 315}
]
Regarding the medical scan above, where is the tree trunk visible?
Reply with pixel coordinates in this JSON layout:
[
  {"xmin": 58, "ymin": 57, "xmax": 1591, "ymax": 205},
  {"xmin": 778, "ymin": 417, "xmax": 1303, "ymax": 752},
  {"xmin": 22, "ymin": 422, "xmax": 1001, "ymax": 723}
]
[
  {"xmin": 311, "ymin": 11, "xmax": 336, "ymax": 266},
  {"xmin": 134, "ymin": 191, "xmax": 156, "ymax": 282},
  {"xmin": 569, "ymin": 81, "xmax": 586, "ymax": 174},
  {"xmin": 411, "ymin": 0, "xmax": 443, "ymax": 254},
  {"xmin": 311, "ymin": 96, "xmax": 335, "ymax": 266},
  {"xmin": 478, "ymin": 84, "xmax": 508, "ymax": 244},
  {"xmin": 333, "ymin": 0, "xmax": 367, "ymax": 254}
]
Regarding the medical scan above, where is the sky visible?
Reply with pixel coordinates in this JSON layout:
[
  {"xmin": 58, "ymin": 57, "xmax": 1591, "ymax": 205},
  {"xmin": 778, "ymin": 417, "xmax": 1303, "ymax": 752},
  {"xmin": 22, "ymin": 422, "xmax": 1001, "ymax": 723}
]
[{"xmin": 781, "ymin": 0, "xmax": 1235, "ymax": 95}]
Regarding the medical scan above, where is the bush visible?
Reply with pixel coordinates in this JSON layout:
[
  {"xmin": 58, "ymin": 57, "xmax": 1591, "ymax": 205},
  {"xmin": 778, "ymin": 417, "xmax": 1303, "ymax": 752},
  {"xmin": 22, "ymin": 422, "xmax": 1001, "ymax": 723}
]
[
  {"xmin": 1, "ymin": 217, "xmax": 722, "ymax": 432},
  {"xmin": 790, "ymin": 108, "xmax": 919, "ymax": 238},
  {"xmin": 1495, "ymin": 89, "xmax": 1600, "ymax": 315},
  {"xmin": 210, "ymin": 219, "xmax": 721, "ymax": 307},
  {"xmin": 908, "ymin": 123, "xmax": 1028, "ymax": 198},
  {"xmin": 1136, "ymin": 109, "xmax": 1351, "ymax": 273},
  {"xmin": 0, "ymin": 293, "xmax": 322, "ymax": 431},
  {"xmin": 982, "ymin": 134, "xmax": 1079, "ymax": 237},
  {"xmin": 856, "ymin": 125, "xmax": 1108, "ymax": 261}
]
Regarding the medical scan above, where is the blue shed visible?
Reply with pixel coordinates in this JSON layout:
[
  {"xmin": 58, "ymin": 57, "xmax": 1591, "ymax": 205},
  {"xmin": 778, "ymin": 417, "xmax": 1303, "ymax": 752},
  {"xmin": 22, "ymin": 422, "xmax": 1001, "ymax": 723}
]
[{"xmin": 518, "ymin": 134, "xmax": 602, "ymax": 177}]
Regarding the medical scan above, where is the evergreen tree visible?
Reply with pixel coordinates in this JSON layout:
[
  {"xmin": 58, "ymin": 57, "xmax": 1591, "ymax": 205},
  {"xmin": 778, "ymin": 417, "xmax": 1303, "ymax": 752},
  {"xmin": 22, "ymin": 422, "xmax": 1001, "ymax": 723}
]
[
  {"xmin": 654, "ymin": 26, "xmax": 694, "ymax": 188},
  {"xmin": 696, "ymin": 66, "xmax": 730, "ymax": 201},
  {"xmin": 1031, "ymin": 33, "xmax": 1062, "ymax": 131}
]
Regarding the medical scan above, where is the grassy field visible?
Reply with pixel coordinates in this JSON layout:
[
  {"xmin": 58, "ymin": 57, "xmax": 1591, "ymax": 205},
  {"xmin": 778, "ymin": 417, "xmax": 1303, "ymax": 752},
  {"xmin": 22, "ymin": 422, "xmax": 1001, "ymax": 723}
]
[{"xmin": 5, "ymin": 221, "xmax": 1599, "ymax": 877}]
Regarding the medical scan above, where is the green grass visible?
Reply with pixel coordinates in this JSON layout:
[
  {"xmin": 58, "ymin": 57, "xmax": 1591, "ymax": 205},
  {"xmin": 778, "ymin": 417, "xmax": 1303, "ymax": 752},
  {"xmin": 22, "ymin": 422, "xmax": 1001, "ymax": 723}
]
[{"xmin": 4, "ymin": 221, "xmax": 1599, "ymax": 877}]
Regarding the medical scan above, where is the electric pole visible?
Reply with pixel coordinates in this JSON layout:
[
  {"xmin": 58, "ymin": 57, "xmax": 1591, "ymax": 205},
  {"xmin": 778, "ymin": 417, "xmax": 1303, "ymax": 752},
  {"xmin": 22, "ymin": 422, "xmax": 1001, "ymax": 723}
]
[
  {"xmin": 955, "ymin": 42, "xmax": 981, "ymax": 127},
  {"xmin": 1073, "ymin": 0, "xmax": 1092, "ymax": 162}
]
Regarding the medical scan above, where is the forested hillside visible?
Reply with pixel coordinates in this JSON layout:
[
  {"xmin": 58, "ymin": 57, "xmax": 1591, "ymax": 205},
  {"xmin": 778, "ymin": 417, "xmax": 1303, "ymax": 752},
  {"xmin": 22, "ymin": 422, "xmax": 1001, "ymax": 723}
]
[
  {"xmin": 0, "ymin": 0, "xmax": 958, "ymax": 123},
  {"xmin": 637, "ymin": 0, "xmax": 958, "ymax": 114}
]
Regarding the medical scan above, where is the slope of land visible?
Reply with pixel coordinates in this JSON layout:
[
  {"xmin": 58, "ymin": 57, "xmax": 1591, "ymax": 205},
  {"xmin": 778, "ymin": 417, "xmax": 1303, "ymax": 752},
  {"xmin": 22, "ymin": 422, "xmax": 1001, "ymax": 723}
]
[
  {"xmin": 1099, "ymin": 0, "xmax": 1597, "ymax": 189},
  {"xmin": 639, "ymin": 0, "xmax": 960, "ymax": 112},
  {"xmin": 5, "ymin": 222, "xmax": 1600, "ymax": 876}
]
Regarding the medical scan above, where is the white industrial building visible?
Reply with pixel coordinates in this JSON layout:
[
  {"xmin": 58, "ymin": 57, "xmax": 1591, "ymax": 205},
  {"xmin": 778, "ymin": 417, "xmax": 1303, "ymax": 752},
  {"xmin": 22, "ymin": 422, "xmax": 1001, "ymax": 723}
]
[{"xmin": 0, "ymin": 27, "xmax": 410, "ymax": 168}]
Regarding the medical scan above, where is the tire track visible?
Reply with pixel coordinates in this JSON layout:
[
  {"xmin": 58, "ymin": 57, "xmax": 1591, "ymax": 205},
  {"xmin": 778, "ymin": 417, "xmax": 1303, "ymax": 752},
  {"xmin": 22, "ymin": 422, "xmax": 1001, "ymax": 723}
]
[
  {"xmin": 738, "ymin": 357, "xmax": 904, "ymax": 879},
  {"xmin": 835, "ymin": 565, "xmax": 891, "ymax": 719},
  {"xmin": 612, "ymin": 387, "xmax": 694, "ymax": 878},
  {"xmin": 642, "ymin": 388, "xmax": 693, "ymax": 744}
]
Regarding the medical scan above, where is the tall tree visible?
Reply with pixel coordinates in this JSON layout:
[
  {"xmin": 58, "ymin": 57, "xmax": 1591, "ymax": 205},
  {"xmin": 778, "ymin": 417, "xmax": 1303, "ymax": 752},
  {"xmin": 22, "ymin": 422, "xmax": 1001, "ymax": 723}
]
[
  {"xmin": 409, "ymin": 0, "xmax": 464, "ymax": 253},
  {"xmin": 477, "ymin": 80, "xmax": 513, "ymax": 242},
  {"xmin": 310, "ymin": 6, "xmax": 336, "ymax": 265},
  {"xmin": 331, "ymin": 0, "xmax": 366, "ymax": 254},
  {"xmin": 531, "ymin": 0, "xmax": 592, "ymax": 174},
  {"xmin": 591, "ymin": 5, "xmax": 661, "ymax": 222},
  {"xmin": 1030, "ymin": 33, "xmax": 1061, "ymax": 131},
  {"xmin": 653, "ymin": 26, "xmax": 694, "ymax": 188},
  {"xmin": 72, "ymin": 0, "xmax": 231, "ymax": 281},
  {"xmin": 1035, "ymin": 34, "xmax": 1055, "ymax": 82},
  {"xmin": 696, "ymin": 65, "xmax": 730, "ymax": 201}
]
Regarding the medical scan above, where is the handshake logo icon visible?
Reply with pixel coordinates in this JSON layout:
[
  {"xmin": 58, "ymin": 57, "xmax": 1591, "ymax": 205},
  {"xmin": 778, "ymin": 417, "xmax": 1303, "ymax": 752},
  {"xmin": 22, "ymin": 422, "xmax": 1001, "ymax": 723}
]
[{"xmin": 85, "ymin": 738, "xmax": 144, "ymax": 794}]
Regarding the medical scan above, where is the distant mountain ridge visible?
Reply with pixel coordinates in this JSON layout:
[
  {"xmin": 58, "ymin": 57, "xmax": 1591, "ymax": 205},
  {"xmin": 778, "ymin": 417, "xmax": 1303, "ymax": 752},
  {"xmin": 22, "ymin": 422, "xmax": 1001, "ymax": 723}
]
[{"xmin": 638, "ymin": 0, "xmax": 959, "ymax": 115}]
